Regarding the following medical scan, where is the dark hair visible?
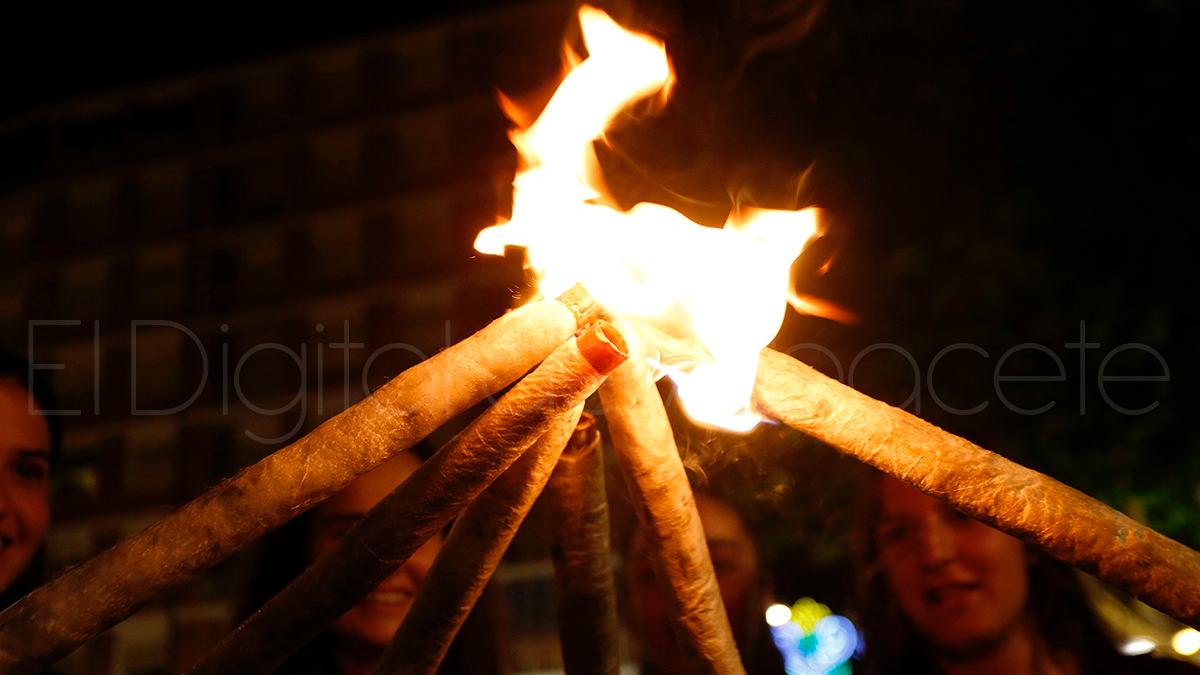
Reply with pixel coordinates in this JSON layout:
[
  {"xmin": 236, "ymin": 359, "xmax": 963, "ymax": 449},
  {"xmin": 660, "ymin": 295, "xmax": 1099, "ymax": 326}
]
[
  {"xmin": 237, "ymin": 508, "xmax": 341, "ymax": 674},
  {"xmin": 854, "ymin": 469, "xmax": 1126, "ymax": 675},
  {"xmin": 0, "ymin": 346, "xmax": 59, "ymax": 608},
  {"xmin": 0, "ymin": 346, "xmax": 62, "ymax": 467}
]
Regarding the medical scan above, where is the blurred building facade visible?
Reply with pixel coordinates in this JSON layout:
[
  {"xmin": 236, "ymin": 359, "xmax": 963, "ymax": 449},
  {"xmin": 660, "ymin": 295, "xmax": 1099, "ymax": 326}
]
[{"xmin": 0, "ymin": 2, "xmax": 590, "ymax": 672}]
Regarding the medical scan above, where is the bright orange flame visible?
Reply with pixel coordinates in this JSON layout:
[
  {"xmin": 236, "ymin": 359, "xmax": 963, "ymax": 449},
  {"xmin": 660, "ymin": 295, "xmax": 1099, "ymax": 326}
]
[{"xmin": 475, "ymin": 6, "xmax": 822, "ymax": 431}]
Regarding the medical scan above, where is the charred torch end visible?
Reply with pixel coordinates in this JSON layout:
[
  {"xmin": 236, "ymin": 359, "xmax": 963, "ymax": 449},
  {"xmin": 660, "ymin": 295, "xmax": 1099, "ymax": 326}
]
[
  {"xmin": 576, "ymin": 322, "xmax": 629, "ymax": 375},
  {"xmin": 556, "ymin": 283, "xmax": 609, "ymax": 328}
]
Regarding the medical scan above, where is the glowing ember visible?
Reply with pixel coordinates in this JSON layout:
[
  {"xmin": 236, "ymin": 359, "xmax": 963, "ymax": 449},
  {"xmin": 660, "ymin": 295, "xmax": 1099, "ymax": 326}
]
[{"xmin": 476, "ymin": 6, "xmax": 821, "ymax": 431}]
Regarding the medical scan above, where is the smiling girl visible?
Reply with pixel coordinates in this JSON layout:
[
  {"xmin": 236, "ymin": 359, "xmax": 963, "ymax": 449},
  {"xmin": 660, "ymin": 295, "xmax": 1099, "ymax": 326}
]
[
  {"xmin": 0, "ymin": 348, "xmax": 56, "ymax": 610},
  {"xmin": 859, "ymin": 472, "xmax": 1197, "ymax": 675}
]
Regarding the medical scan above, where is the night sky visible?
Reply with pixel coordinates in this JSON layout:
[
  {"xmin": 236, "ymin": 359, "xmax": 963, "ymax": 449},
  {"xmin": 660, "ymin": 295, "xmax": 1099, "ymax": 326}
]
[{"xmin": 0, "ymin": 3, "xmax": 500, "ymax": 117}]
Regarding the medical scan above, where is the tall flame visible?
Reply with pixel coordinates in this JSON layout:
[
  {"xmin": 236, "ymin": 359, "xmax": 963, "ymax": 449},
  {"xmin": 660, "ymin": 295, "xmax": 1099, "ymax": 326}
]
[{"xmin": 476, "ymin": 6, "xmax": 820, "ymax": 431}]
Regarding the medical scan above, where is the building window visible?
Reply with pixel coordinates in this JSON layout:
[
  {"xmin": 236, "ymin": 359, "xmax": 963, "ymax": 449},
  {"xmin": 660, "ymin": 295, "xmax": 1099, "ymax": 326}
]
[
  {"xmin": 113, "ymin": 180, "xmax": 145, "ymax": 236},
  {"xmin": 360, "ymin": 129, "xmax": 402, "ymax": 192},
  {"xmin": 360, "ymin": 47, "xmax": 402, "ymax": 110}
]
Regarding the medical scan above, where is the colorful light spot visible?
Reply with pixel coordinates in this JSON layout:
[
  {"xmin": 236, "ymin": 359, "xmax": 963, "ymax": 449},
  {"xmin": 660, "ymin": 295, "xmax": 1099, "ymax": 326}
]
[{"xmin": 768, "ymin": 597, "xmax": 860, "ymax": 675}]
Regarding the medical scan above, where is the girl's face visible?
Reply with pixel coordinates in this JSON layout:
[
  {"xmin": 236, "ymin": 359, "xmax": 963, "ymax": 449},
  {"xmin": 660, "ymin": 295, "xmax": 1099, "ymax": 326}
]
[
  {"xmin": 875, "ymin": 476, "xmax": 1030, "ymax": 656},
  {"xmin": 308, "ymin": 452, "xmax": 442, "ymax": 650},
  {"xmin": 0, "ymin": 379, "xmax": 51, "ymax": 593}
]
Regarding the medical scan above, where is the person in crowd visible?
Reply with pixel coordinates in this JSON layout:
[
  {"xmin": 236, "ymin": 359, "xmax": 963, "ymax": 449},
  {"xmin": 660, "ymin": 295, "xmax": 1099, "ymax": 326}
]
[
  {"xmin": 240, "ymin": 448, "xmax": 498, "ymax": 675},
  {"xmin": 0, "ymin": 347, "xmax": 57, "ymax": 609},
  {"xmin": 624, "ymin": 489, "xmax": 787, "ymax": 675},
  {"xmin": 858, "ymin": 471, "xmax": 1199, "ymax": 675}
]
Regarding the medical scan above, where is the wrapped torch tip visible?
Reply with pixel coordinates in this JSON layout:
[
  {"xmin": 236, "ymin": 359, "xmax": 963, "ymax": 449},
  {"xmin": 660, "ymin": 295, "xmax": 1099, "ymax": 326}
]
[
  {"xmin": 577, "ymin": 322, "xmax": 628, "ymax": 375},
  {"xmin": 556, "ymin": 283, "xmax": 606, "ymax": 328},
  {"xmin": 547, "ymin": 411, "xmax": 621, "ymax": 675},
  {"xmin": 567, "ymin": 412, "xmax": 600, "ymax": 452}
]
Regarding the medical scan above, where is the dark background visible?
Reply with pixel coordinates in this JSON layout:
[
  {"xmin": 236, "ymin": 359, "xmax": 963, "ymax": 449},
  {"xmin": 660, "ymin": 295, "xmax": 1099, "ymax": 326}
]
[
  {"xmin": 614, "ymin": 0, "xmax": 1197, "ymax": 605},
  {"xmin": 1, "ymin": 0, "xmax": 1195, "ymax": 669}
]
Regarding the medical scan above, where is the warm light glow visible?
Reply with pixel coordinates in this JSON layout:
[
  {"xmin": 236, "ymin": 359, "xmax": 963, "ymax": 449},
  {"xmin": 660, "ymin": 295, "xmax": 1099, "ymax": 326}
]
[
  {"xmin": 766, "ymin": 603, "xmax": 793, "ymax": 627},
  {"xmin": 1173, "ymin": 628, "xmax": 1200, "ymax": 656},
  {"xmin": 476, "ymin": 6, "xmax": 823, "ymax": 431},
  {"xmin": 1119, "ymin": 637, "xmax": 1156, "ymax": 656}
]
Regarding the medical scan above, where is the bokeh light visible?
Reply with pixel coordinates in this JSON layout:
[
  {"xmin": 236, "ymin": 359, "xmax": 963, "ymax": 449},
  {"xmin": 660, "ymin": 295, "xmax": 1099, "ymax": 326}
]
[
  {"xmin": 768, "ymin": 597, "xmax": 860, "ymax": 675},
  {"xmin": 1172, "ymin": 628, "xmax": 1200, "ymax": 656},
  {"xmin": 766, "ymin": 603, "xmax": 794, "ymax": 627},
  {"xmin": 1119, "ymin": 637, "xmax": 1156, "ymax": 656}
]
